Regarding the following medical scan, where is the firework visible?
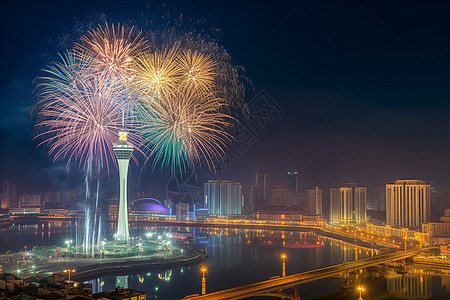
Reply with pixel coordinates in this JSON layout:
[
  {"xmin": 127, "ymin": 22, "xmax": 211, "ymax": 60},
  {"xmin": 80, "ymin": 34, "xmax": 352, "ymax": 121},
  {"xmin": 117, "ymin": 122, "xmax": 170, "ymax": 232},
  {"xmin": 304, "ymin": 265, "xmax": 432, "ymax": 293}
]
[
  {"xmin": 177, "ymin": 49, "xmax": 216, "ymax": 93},
  {"xmin": 35, "ymin": 22, "xmax": 246, "ymax": 173},
  {"xmin": 35, "ymin": 51, "xmax": 140, "ymax": 169},
  {"xmin": 76, "ymin": 23, "xmax": 146, "ymax": 80},
  {"xmin": 132, "ymin": 46, "xmax": 180, "ymax": 99},
  {"xmin": 138, "ymin": 88, "xmax": 232, "ymax": 171}
]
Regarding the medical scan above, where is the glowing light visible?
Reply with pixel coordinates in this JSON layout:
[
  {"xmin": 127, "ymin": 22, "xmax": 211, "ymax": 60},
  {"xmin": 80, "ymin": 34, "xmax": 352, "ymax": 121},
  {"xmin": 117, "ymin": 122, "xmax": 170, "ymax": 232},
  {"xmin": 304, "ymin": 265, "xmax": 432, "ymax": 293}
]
[{"xmin": 119, "ymin": 131, "xmax": 128, "ymax": 141}]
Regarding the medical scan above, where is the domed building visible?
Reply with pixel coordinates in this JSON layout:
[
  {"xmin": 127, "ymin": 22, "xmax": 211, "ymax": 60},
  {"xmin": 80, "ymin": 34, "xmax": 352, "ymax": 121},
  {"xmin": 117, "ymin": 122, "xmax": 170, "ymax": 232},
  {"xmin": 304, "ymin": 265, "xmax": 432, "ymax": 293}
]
[{"xmin": 128, "ymin": 198, "xmax": 171, "ymax": 221}]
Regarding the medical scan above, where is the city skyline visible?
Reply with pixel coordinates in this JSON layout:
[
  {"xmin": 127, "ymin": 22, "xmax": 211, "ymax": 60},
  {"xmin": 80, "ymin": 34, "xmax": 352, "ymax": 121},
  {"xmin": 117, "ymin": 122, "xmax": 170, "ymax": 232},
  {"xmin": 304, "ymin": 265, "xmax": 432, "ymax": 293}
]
[{"xmin": 1, "ymin": 2, "xmax": 450, "ymax": 299}]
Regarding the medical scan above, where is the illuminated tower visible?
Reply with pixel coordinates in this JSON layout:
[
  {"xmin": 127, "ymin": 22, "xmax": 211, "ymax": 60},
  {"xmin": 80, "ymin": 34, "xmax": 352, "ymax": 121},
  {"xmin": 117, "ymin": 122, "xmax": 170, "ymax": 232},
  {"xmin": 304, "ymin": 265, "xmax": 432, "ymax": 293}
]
[{"xmin": 113, "ymin": 129, "xmax": 134, "ymax": 242}]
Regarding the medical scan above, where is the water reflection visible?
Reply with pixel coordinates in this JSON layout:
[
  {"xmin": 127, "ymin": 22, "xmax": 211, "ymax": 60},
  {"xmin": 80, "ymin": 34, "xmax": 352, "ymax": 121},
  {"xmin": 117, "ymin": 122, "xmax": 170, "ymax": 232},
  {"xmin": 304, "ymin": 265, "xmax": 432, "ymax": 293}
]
[
  {"xmin": 386, "ymin": 271, "xmax": 432, "ymax": 299},
  {"xmin": 85, "ymin": 226, "xmax": 373, "ymax": 299}
]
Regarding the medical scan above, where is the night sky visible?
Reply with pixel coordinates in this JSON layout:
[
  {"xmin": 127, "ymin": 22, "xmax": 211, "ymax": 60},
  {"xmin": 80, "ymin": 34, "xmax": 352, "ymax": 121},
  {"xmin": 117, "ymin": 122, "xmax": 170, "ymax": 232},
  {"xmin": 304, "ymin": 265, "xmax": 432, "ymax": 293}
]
[{"xmin": 2, "ymin": 0, "xmax": 450, "ymax": 193}]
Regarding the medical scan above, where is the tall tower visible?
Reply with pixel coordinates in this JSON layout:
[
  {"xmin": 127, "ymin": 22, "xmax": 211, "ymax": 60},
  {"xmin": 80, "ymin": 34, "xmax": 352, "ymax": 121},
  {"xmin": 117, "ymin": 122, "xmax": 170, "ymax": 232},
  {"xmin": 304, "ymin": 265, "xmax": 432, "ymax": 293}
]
[{"xmin": 113, "ymin": 129, "xmax": 134, "ymax": 242}]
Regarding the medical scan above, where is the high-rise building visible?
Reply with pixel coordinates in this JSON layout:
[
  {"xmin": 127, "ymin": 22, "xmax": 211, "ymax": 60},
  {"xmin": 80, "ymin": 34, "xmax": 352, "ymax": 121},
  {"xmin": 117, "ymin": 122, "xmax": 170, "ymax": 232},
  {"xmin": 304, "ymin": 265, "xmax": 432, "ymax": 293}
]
[
  {"xmin": 43, "ymin": 192, "xmax": 62, "ymax": 208},
  {"xmin": 176, "ymin": 203, "xmax": 189, "ymax": 221},
  {"xmin": 255, "ymin": 172, "xmax": 270, "ymax": 205},
  {"xmin": 204, "ymin": 180, "xmax": 242, "ymax": 215},
  {"xmin": 271, "ymin": 187, "xmax": 288, "ymax": 204},
  {"xmin": 386, "ymin": 179, "xmax": 431, "ymax": 229},
  {"xmin": 1, "ymin": 181, "xmax": 18, "ymax": 209},
  {"xmin": 329, "ymin": 184, "xmax": 366, "ymax": 224},
  {"xmin": 431, "ymin": 188, "xmax": 450, "ymax": 217},
  {"xmin": 19, "ymin": 194, "xmax": 42, "ymax": 207},
  {"xmin": 113, "ymin": 129, "xmax": 134, "ymax": 242},
  {"xmin": 287, "ymin": 171, "xmax": 299, "ymax": 191},
  {"xmin": 307, "ymin": 187, "xmax": 322, "ymax": 215},
  {"xmin": 242, "ymin": 185, "xmax": 259, "ymax": 212},
  {"xmin": 329, "ymin": 188, "xmax": 341, "ymax": 224},
  {"xmin": 340, "ymin": 184, "xmax": 367, "ymax": 223}
]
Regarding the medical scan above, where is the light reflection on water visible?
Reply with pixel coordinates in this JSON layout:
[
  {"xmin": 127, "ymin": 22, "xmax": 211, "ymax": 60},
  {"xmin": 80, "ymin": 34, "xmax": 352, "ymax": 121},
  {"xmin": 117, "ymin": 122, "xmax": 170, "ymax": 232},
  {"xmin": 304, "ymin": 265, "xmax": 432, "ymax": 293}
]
[
  {"xmin": 3, "ymin": 223, "xmax": 450, "ymax": 299},
  {"xmin": 88, "ymin": 226, "xmax": 370, "ymax": 299}
]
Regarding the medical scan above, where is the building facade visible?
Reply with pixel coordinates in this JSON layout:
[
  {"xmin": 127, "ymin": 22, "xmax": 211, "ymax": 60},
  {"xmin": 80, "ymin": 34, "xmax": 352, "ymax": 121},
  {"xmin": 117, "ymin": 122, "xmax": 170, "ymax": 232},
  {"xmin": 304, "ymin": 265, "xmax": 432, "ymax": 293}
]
[
  {"xmin": 340, "ymin": 184, "xmax": 367, "ymax": 222},
  {"xmin": 1, "ymin": 181, "xmax": 17, "ymax": 209},
  {"xmin": 329, "ymin": 184, "xmax": 366, "ymax": 224},
  {"xmin": 176, "ymin": 203, "xmax": 189, "ymax": 221},
  {"xmin": 386, "ymin": 179, "xmax": 431, "ymax": 229},
  {"xmin": 306, "ymin": 187, "xmax": 322, "ymax": 215},
  {"xmin": 255, "ymin": 172, "xmax": 270, "ymax": 205},
  {"xmin": 287, "ymin": 171, "xmax": 299, "ymax": 191},
  {"xmin": 329, "ymin": 188, "xmax": 341, "ymax": 224},
  {"xmin": 204, "ymin": 180, "xmax": 242, "ymax": 215}
]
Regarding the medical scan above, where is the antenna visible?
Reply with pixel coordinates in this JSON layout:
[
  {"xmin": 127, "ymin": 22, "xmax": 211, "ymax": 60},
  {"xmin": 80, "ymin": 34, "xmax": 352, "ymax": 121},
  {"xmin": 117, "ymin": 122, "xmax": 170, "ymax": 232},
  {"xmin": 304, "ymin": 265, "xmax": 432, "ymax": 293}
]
[{"xmin": 122, "ymin": 110, "xmax": 125, "ymax": 128}]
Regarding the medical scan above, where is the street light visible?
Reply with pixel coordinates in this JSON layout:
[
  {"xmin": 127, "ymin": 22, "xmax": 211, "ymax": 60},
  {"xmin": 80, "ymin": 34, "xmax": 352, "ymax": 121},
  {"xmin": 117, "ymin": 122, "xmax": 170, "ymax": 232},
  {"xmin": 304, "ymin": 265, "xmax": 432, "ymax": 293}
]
[
  {"xmin": 357, "ymin": 286, "xmax": 365, "ymax": 300},
  {"xmin": 201, "ymin": 267, "xmax": 207, "ymax": 295},
  {"xmin": 63, "ymin": 269, "xmax": 76, "ymax": 282},
  {"xmin": 281, "ymin": 254, "xmax": 287, "ymax": 277}
]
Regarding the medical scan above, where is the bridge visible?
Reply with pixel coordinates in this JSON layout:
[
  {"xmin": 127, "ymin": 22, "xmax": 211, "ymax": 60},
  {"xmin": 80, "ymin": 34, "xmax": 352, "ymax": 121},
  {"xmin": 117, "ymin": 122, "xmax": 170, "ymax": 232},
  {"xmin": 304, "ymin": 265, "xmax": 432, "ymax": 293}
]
[{"xmin": 183, "ymin": 248, "xmax": 427, "ymax": 300}]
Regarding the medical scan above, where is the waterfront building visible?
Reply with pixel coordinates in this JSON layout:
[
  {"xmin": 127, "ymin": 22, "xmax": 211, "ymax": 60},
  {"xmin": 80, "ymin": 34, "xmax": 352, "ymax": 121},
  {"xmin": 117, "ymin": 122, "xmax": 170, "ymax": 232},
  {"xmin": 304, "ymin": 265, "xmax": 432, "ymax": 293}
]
[
  {"xmin": 19, "ymin": 193, "xmax": 42, "ymax": 208},
  {"xmin": 204, "ymin": 180, "xmax": 242, "ymax": 215},
  {"xmin": 176, "ymin": 203, "xmax": 189, "ymax": 221},
  {"xmin": 271, "ymin": 187, "xmax": 288, "ymax": 204},
  {"xmin": 271, "ymin": 187, "xmax": 304, "ymax": 205},
  {"xmin": 242, "ymin": 185, "xmax": 257, "ymax": 213},
  {"xmin": 1, "ymin": 181, "xmax": 17, "ymax": 209},
  {"xmin": 287, "ymin": 171, "xmax": 299, "ymax": 191},
  {"xmin": 329, "ymin": 184, "xmax": 366, "ymax": 224},
  {"xmin": 329, "ymin": 188, "xmax": 341, "ymax": 224},
  {"xmin": 422, "ymin": 209, "xmax": 450, "ymax": 243},
  {"xmin": 113, "ymin": 129, "xmax": 134, "ymax": 242},
  {"xmin": 255, "ymin": 172, "xmax": 270, "ymax": 205},
  {"xmin": 307, "ymin": 187, "xmax": 322, "ymax": 215},
  {"xmin": 340, "ymin": 184, "xmax": 367, "ymax": 223},
  {"xmin": 386, "ymin": 179, "xmax": 431, "ymax": 229}
]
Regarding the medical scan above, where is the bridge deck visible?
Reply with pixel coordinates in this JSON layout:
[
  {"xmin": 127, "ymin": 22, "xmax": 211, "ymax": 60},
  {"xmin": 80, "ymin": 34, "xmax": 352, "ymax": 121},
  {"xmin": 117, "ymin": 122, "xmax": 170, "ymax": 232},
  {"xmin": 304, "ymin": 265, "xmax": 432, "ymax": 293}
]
[{"xmin": 183, "ymin": 248, "xmax": 425, "ymax": 300}]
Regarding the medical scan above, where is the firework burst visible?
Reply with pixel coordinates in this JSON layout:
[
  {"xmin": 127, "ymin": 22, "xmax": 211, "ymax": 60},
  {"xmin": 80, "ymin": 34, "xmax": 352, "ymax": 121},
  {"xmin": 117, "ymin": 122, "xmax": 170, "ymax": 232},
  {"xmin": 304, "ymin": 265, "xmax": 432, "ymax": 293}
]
[
  {"xmin": 138, "ymin": 88, "xmax": 232, "ymax": 171},
  {"xmin": 76, "ymin": 23, "xmax": 146, "ymax": 80},
  {"xmin": 177, "ymin": 49, "xmax": 216, "ymax": 93},
  {"xmin": 132, "ymin": 46, "xmax": 180, "ymax": 99},
  {"xmin": 35, "ymin": 51, "xmax": 140, "ymax": 169},
  {"xmin": 35, "ymin": 22, "xmax": 247, "ymax": 173}
]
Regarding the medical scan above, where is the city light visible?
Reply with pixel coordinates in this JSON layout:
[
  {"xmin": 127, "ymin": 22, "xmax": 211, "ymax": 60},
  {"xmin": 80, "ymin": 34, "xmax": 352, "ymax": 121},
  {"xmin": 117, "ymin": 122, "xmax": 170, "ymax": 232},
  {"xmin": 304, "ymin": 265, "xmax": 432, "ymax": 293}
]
[
  {"xmin": 357, "ymin": 286, "xmax": 365, "ymax": 300},
  {"xmin": 63, "ymin": 269, "xmax": 76, "ymax": 282}
]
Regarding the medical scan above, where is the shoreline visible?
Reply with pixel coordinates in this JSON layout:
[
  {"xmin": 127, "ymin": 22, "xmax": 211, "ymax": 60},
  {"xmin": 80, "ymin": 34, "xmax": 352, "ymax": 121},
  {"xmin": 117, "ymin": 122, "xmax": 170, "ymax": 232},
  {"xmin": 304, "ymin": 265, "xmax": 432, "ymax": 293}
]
[{"xmin": 71, "ymin": 250, "xmax": 207, "ymax": 281}]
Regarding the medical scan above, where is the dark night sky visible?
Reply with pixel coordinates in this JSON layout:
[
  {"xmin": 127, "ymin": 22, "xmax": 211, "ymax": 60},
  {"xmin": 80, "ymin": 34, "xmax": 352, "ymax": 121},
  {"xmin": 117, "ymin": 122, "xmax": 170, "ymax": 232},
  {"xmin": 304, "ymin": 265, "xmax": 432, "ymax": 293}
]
[{"xmin": 2, "ymin": 0, "xmax": 450, "ymax": 193}]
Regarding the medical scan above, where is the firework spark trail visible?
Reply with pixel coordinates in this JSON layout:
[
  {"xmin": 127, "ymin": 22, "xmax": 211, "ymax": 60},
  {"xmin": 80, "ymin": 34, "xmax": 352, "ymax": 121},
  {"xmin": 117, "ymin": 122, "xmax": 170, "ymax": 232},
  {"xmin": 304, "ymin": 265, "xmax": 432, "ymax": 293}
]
[
  {"xmin": 76, "ymin": 22, "xmax": 147, "ymax": 80},
  {"xmin": 35, "ymin": 51, "xmax": 140, "ymax": 170},
  {"xmin": 177, "ymin": 49, "xmax": 216, "ymax": 94},
  {"xmin": 138, "ymin": 88, "xmax": 232, "ymax": 172},
  {"xmin": 35, "ymin": 22, "xmax": 247, "ymax": 173},
  {"xmin": 132, "ymin": 46, "xmax": 180, "ymax": 99}
]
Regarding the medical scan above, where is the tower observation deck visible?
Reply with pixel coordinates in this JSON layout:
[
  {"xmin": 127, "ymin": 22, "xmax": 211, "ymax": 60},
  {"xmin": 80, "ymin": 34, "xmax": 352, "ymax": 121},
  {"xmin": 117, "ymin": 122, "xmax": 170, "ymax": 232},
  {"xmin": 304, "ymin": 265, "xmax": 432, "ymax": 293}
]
[{"xmin": 113, "ymin": 129, "xmax": 134, "ymax": 242}]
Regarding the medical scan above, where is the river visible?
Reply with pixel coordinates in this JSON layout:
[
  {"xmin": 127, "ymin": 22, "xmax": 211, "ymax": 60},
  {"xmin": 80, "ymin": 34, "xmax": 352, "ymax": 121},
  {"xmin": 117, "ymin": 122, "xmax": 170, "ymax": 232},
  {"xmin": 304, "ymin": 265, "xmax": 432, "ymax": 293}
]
[{"xmin": 1, "ymin": 222, "xmax": 450, "ymax": 299}]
